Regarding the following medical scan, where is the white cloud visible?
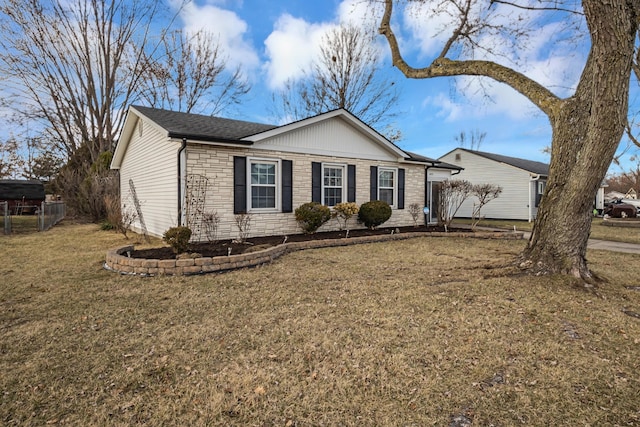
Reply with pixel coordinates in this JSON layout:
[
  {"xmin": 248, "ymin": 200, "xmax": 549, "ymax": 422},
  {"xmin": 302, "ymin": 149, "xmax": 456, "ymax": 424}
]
[
  {"xmin": 263, "ymin": 14, "xmax": 332, "ymax": 89},
  {"xmin": 263, "ymin": 0, "xmax": 389, "ymax": 90},
  {"xmin": 336, "ymin": 0, "xmax": 383, "ymax": 29},
  {"xmin": 176, "ymin": 1, "xmax": 259, "ymax": 71}
]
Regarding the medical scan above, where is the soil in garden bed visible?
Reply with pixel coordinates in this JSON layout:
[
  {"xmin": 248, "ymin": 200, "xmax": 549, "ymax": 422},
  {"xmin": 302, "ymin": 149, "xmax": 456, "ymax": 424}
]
[{"xmin": 131, "ymin": 225, "xmax": 470, "ymax": 260}]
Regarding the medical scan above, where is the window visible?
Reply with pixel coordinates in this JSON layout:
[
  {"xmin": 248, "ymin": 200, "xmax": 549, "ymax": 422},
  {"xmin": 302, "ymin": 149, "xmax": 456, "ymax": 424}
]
[
  {"xmin": 249, "ymin": 158, "xmax": 279, "ymax": 210},
  {"xmin": 378, "ymin": 167, "xmax": 397, "ymax": 207},
  {"xmin": 322, "ymin": 164, "xmax": 346, "ymax": 206}
]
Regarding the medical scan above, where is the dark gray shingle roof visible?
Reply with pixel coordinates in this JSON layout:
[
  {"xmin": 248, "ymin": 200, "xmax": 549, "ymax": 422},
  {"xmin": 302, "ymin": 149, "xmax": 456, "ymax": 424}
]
[
  {"xmin": 132, "ymin": 105, "xmax": 278, "ymax": 142},
  {"xmin": 404, "ymin": 150, "xmax": 463, "ymax": 169},
  {"xmin": 462, "ymin": 148, "xmax": 549, "ymax": 175},
  {"xmin": 0, "ymin": 180, "xmax": 45, "ymax": 200}
]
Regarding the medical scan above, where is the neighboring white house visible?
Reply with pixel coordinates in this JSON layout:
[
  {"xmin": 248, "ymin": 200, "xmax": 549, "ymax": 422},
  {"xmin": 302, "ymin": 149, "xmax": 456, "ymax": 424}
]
[
  {"xmin": 438, "ymin": 148, "xmax": 549, "ymax": 221},
  {"xmin": 110, "ymin": 106, "xmax": 461, "ymax": 241}
]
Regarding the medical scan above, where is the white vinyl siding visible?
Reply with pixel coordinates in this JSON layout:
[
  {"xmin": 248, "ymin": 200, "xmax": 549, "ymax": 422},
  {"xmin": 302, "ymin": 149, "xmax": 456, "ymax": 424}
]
[
  {"xmin": 252, "ymin": 117, "xmax": 398, "ymax": 162},
  {"xmin": 118, "ymin": 118, "xmax": 181, "ymax": 238},
  {"xmin": 438, "ymin": 149, "xmax": 536, "ymax": 220}
]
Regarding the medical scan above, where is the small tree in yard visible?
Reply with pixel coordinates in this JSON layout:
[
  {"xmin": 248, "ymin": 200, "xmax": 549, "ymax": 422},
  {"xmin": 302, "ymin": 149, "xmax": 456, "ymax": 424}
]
[
  {"xmin": 471, "ymin": 184, "xmax": 503, "ymax": 230},
  {"xmin": 332, "ymin": 202, "xmax": 359, "ymax": 231},
  {"xmin": 438, "ymin": 180, "xmax": 473, "ymax": 228}
]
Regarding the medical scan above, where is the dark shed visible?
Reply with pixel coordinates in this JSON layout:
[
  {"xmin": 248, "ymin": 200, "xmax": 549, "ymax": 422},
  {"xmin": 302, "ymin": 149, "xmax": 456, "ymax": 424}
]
[{"xmin": 0, "ymin": 180, "xmax": 46, "ymax": 214}]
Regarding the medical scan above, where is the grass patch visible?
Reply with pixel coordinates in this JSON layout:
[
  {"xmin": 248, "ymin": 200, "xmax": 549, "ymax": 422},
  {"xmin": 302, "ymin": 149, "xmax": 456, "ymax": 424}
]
[
  {"xmin": 454, "ymin": 217, "xmax": 640, "ymax": 245},
  {"xmin": 1, "ymin": 221, "xmax": 640, "ymax": 425}
]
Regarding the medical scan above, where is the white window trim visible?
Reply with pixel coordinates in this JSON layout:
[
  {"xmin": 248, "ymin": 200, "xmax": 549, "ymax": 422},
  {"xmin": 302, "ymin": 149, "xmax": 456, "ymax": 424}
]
[
  {"xmin": 378, "ymin": 166, "xmax": 398, "ymax": 208},
  {"xmin": 321, "ymin": 162, "xmax": 347, "ymax": 207},
  {"xmin": 247, "ymin": 157, "xmax": 281, "ymax": 212},
  {"xmin": 538, "ymin": 181, "xmax": 546, "ymax": 194}
]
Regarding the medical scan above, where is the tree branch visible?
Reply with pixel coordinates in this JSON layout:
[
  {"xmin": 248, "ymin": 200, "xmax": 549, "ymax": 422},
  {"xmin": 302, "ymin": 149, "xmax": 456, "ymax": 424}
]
[
  {"xmin": 378, "ymin": 0, "xmax": 562, "ymax": 118},
  {"xmin": 489, "ymin": 0, "xmax": 583, "ymax": 16}
]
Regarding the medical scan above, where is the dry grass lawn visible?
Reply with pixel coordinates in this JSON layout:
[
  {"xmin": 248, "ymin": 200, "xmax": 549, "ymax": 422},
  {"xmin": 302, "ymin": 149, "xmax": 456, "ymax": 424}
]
[
  {"xmin": 1, "ymin": 221, "xmax": 640, "ymax": 426},
  {"xmin": 456, "ymin": 217, "xmax": 640, "ymax": 245}
]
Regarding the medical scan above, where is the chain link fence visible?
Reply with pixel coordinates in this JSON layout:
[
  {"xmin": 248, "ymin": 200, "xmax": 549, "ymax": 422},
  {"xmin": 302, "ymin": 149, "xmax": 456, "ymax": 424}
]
[
  {"xmin": 38, "ymin": 201, "xmax": 66, "ymax": 231},
  {"xmin": 2, "ymin": 201, "xmax": 10, "ymax": 235},
  {"xmin": 1, "ymin": 201, "xmax": 66, "ymax": 234}
]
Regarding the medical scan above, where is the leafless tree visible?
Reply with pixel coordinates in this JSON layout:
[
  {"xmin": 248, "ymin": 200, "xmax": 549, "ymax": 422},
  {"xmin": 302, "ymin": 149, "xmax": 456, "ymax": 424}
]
[
  {"xmin": 379, "ymin": 0, "xmax": 639, "ymax": 281},
  {"xmin": 272, "ymin": 24, "xmax": 400, "ymax": 135},
  {"xmin": 470, "ymin": 183, "xmax": 502, "ymax": 230},
  {"xmin": 606, "ymin": 156, "xmax": 640, "ymax": 195},
  {"xmin": 0, "ymin": 137, "xmax": 23, "ymax": 178},
  {"xmin": 455, "ymin": 129, "xmax": 487, "ymax": 151},
  {"xmin": 138, "ymin": 30, "xmax": 250, "ymax": 115},
  {"xmin": 438, "ymin": 179, "xmax": 473, "ymax": 227},
  {"xmin": 0, "ymin": 0, "xmax": 180, "ymax": 164}
]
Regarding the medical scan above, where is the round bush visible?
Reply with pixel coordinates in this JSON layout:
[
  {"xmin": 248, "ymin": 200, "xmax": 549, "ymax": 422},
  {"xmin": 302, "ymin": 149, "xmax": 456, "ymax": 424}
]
[
  {"xmin": 358, "ymin": 200, "xmax": 392, "ymax": 229},
  {"xmin": 163, "ymin": 226, "xmax": 192, "ymax": 254},
  {"xmin": 295, "ymin": 202, "xmax": 331, "ymax": 234}
]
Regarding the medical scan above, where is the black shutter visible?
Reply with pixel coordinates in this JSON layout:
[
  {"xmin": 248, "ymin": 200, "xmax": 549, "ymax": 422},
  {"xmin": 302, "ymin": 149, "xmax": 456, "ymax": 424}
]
[
  {"xmin": 398, "ymin": 168, "xmax": 405, "ymax": 209},
  {"xmin": 282, "ymin": 160, "xmax": 293, "ymax": 213},
  {"xmin": 233, "ymin": 156, "xmax": 246, "ymax": 214},
  {"xmin": 347, "ymin": 164, "xmax": 356, "ymax": 203},
  {"xmin": 370, "ymin": 166, "xmax": 378, "ymax": 201},
  {"xmin": 312, "ymin": 162, "xmax": 322, "ymax": 203}
]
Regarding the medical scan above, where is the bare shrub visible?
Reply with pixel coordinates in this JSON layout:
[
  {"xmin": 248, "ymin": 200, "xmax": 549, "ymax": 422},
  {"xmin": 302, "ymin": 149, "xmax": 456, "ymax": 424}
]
[
  {"xmin": 104, "ymin": 193, "xmax": 138, "ymax": 239},
  {"xmin": 202, "ymin": 210, "xmax": 221, "ymax": 243},
  {"xmin": 438, "ymin": 179, "xmax": 473, "ymax": 227},
  {"xmin": 408, "ymin": 203, "xmax": 422, "ymax": 227},
  {"xmin": 234, "ymin": 213, "xmax": 252, "ymax": 243},
  {"xmin": 471, "ymin": 184, "xmax": 503, "ymax": 230}
]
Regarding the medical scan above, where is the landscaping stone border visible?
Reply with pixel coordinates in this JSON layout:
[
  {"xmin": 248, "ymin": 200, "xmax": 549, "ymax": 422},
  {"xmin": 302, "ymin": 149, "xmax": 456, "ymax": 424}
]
[
  {"xmin": 104, "ymin": 230, "xmax": 525, "ymax": 277},
  {"xmin": 601, "ymin": 218, "xmax": 640, "ymax": 228}
]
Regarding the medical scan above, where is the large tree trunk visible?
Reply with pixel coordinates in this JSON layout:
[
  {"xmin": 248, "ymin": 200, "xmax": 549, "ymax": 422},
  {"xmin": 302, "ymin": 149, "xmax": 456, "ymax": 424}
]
[
  {"xmin": 521, "ymin": 0, "xmax": 636, "ymax": 281},
  {"xmin": 378, "ymin": 0, "xmax": 638, "ymax": 281}
]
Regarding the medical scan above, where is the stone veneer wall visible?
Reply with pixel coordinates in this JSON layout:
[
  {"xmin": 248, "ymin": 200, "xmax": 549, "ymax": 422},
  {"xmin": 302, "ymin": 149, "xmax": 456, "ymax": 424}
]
[
  {"xmin": 186, "ymin": 145, "xmax": 427, "ymax": 241},
  {"xmin": 105, "ymin": 231, "xmax": 525, "ymax": 277}
]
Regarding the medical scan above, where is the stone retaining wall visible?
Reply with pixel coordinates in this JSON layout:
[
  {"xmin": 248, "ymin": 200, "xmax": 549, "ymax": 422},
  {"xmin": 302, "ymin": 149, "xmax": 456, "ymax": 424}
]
[{"xmin": 104, "ymin": 231, "xmax": 524, "ymax": 277}]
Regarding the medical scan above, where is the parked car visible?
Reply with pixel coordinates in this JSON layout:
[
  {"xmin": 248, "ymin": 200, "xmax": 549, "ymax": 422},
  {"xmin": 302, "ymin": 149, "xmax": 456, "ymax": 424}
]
[{"xmin": 604, "ymin": 199, "xmax": 638, "ymax": 218}]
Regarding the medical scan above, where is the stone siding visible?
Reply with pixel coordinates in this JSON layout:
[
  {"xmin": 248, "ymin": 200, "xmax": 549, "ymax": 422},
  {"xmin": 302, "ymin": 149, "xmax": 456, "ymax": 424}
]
[{"xmin": 186, "ymin": 145, "xmax": 427, "ymax": 241}]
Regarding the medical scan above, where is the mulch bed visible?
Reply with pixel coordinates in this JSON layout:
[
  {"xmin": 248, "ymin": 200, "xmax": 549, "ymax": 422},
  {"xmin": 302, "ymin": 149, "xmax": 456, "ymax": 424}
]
[{"xmin": 131, "ymin": 225, "xmax": 471, "ymax": 260}]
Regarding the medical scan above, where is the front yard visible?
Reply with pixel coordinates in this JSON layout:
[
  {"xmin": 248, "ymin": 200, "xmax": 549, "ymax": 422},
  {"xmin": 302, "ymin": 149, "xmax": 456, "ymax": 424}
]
[{"xmin": 1, "ymin": 221, "xmax": 639, "ymax": 425}]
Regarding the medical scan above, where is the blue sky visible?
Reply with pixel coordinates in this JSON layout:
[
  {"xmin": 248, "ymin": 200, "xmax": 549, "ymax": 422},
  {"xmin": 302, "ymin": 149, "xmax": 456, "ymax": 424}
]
[
  {"xmin": 3, "ymin": 0, "xmax": 637, "ymax": 173},
  {"xmin": 171, "ymin": 0, "xmax": 636, "ymax": 169}
]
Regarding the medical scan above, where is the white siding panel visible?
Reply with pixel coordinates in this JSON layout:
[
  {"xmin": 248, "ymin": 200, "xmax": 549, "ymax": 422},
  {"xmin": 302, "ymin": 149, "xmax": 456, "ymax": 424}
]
[
  {"xmin": 119, "ymin": 118, "xmax": 180, "ymax": 237},
  {"xmin": 253, "ymin": 117, "xmax": 397, "ymax": 161},
  {"xmin": 439, "ymin": 149, "xmax": 532, "ymax": 220}
]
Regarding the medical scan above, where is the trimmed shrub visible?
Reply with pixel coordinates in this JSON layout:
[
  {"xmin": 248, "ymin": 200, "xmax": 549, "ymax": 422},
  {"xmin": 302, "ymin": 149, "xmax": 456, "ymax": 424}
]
[
  {"xmin": 358, "ymin": 200, "xmax": 392, "ymax": 229},
  {"xmin": 163, "ymin": 226, "xmax": 192, "ymax": 254},
  {"xmin": 295, "ymin": 202, "xmax": 331, "ymax": 234},
  {"xmin": 333, "ymin": 202, "xmax": 359, "ymax": 231}
]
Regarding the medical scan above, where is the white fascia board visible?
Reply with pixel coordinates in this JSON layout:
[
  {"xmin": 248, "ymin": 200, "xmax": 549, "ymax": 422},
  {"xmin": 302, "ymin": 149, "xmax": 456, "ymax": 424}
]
[{"xmin": 111, "ymin": 108, "xmax": 139, "ymax": 169}]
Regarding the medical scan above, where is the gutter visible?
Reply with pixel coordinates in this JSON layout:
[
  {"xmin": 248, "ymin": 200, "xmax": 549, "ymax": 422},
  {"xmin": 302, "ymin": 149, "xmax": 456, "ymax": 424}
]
[{"xmin": 177, "ymin": 138, "xmax": 187, "ymax": 226}]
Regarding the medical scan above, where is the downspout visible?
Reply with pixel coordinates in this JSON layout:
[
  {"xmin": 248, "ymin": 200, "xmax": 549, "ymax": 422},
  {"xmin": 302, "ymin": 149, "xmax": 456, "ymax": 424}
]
[
  {"xmin": 529, "ymin": 174, "xmax": 540, "ymax": 223},
  {"xmin": 424, "ymin": 163, "xmax": 432, "ymax": 225},
  {"xmin": 177, "ymin": 138, "xmax": 187, "ymax": 226}
]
